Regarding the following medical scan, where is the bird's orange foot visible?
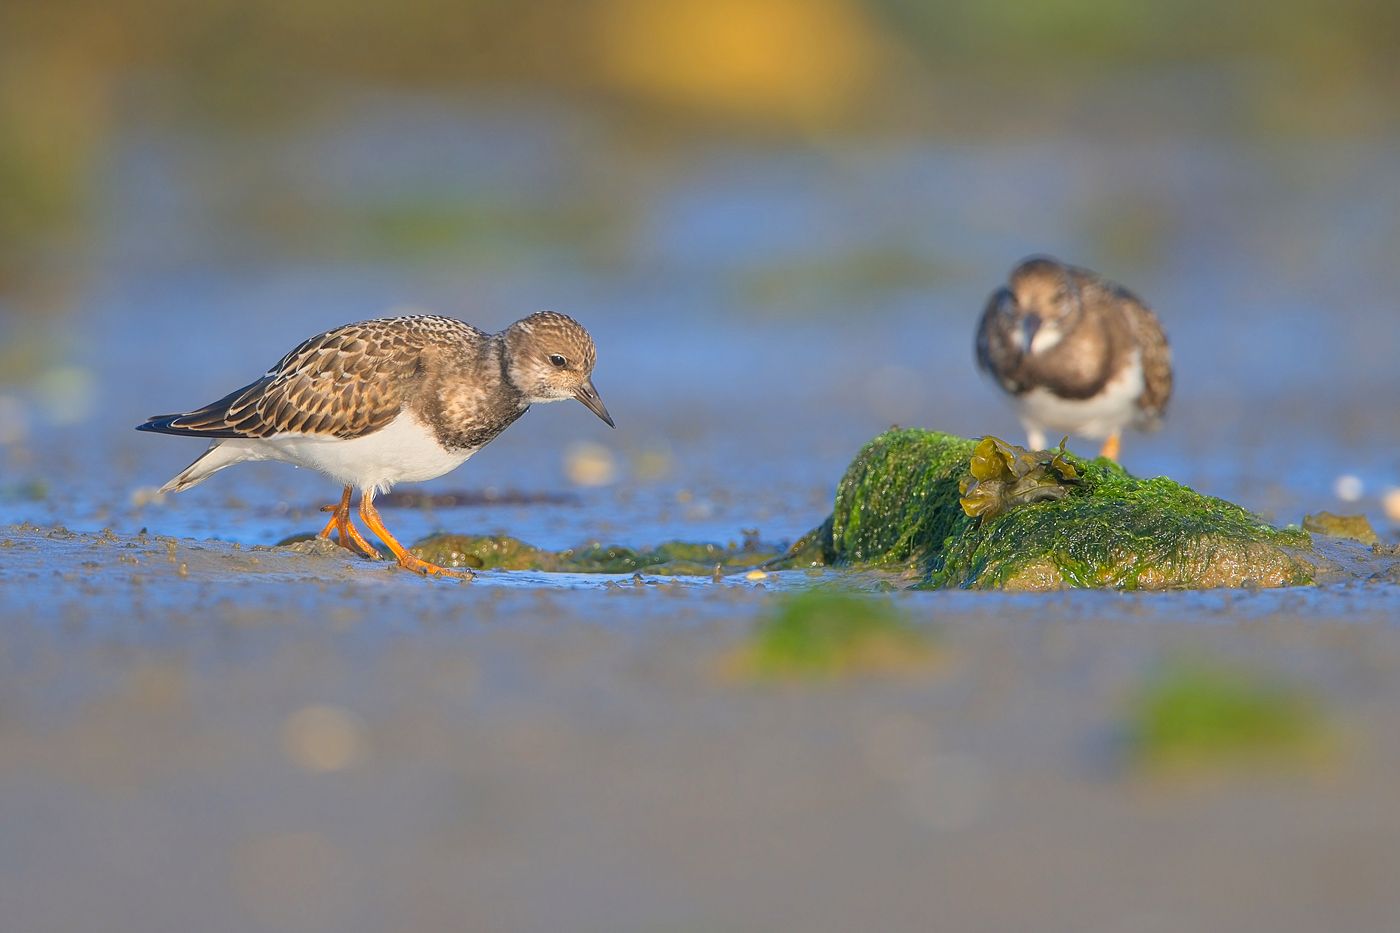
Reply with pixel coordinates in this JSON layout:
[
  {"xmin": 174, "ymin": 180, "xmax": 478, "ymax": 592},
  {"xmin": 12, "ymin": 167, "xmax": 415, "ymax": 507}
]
[
  {"xmin": 395, "ymin": 553, "xmax": 474, "ymax": 580},
  {"xmin": 317, "ymin": 504, "xmax": 344, "ymax": 541},
  {"xmin": 318, "ymin": 504, "xmax": 381, "ymax": 559},
  {"xmin": 342, "ymin": 521, "xmax": 384, "ymax": 561},
  {"xmin": 1098, "ymin": 431, "xmax": 1122, "ymax": 462},
  {"xmin": 358, "ymin": 492, "xmax": 470, "ymax": 579}
]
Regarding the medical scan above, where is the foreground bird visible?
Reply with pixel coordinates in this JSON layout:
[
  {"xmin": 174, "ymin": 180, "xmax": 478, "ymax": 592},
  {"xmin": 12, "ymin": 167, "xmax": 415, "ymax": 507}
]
[
  {"xmin": 975, "ymin": 257, "xmax": 1171, "ymax": 461},
  {"xmin": 137, "ymin": 311, "xmax": 613, "ymax": 578}
]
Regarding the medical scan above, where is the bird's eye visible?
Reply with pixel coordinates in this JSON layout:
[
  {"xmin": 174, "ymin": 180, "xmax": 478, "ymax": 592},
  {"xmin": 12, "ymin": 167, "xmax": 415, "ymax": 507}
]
[{"xmin": 549, "ymin": 354, "xmax": 567, "ymax": 368}]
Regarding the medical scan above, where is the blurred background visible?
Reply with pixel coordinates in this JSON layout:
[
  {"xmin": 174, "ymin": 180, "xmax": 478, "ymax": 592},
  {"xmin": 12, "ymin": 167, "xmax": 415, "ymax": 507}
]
[
  {"xmin": 2, "ymin": 0, "xmax": 1399, "ymax": 546},
  {"xmin": 5, "ymin": 5, "xmax": 1400, "ymax": 933}
]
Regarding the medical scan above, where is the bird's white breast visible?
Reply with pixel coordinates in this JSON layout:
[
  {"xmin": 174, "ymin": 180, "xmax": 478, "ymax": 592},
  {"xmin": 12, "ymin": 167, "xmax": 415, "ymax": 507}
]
[
  {"xmin": 229, "ymin": 409, "xmax": 478, "ymax": 494},
  {"xmin": 1028, "ymin": 321, "xmax": 1065, "ymax": 354},
  {"xmin": 1015, "ymin": 350, "xmax": 1146, "ymax": 442}
]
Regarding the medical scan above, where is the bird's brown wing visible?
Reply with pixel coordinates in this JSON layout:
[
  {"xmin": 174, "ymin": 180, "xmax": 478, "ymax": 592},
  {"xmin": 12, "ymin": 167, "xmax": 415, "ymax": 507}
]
[
  {"xmin": 975, "ymin": 287, "xmax": 1030, "ymax": 393},
  {"xmin": 1071, "ymin": 268, "xmax": 1172, "ymax": 423},
  {"xmin": 139, "ymin": 316, "xmax": 480, "ymax": 439},
  {"xmin": 1122, "ymin": 298, "xmax": 1172, "ymax": 423}
]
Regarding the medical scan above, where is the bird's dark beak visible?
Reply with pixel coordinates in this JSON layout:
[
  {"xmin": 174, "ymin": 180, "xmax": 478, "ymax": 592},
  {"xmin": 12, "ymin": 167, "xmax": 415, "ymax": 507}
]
[
  {"xmin": 1020, "ymin": 312, "xmax": 1042, "ymax": 356},
  {"xmin": 574, "ymin": 378, "xmax": 614, "ymax": 427}
]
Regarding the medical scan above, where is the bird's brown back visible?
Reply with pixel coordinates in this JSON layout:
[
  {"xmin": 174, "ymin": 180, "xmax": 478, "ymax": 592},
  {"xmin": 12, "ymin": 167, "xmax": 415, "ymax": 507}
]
[{"xmin": 139, "ymin": 316, "xmax": 488, "ymax": 440}]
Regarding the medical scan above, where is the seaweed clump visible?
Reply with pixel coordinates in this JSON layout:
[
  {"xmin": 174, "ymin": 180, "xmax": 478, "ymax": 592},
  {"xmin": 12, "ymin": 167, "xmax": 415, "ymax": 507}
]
[
  {"xmin": 782, "ymin": 429, "xmax": 1312, "ymax": 590},
  {"xmin": 959, "ymin": 436, "xmax": 1081, "ymax": 519}
]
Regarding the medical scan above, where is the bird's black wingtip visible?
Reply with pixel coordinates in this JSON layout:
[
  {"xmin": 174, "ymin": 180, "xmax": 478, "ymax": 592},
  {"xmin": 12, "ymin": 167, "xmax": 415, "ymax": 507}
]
[
  {"xmin": 135, "ymin": 413, "xmax": 248, "ymax": 438},
  {"xmin": 136, "ymin": 414, "xmax": 188, "ymax": 435}
]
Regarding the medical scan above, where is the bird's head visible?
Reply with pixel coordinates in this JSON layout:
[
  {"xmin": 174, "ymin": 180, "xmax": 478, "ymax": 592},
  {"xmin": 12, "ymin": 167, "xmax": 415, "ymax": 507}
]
[
  {"xmin": 1003, "ymin": 256, "xmax": 1082, "ymax": 357},
  {"xmin": 503, "ymin": 311, "xmax": 614, "ymax": 426}
]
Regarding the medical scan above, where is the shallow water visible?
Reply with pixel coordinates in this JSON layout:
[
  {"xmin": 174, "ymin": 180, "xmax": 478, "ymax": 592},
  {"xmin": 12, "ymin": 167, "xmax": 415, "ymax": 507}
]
[{"xmin": 2, "ymin": 99, "xmax": 1400, "ymax": 930}]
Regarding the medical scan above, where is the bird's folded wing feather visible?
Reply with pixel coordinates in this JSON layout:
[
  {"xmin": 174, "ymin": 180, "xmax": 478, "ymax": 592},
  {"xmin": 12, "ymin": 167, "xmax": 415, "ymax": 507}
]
[
  {"xmin": 975, "ymin": 288, "xmax": 1027, "ymax": 392},
  {"xmin": 142, "ymin": 322, "xmax": 434, "ymax": 439},
  {"xmin": 1125, "ymin": 302, "xmax": 1172, "ymax": 416}
]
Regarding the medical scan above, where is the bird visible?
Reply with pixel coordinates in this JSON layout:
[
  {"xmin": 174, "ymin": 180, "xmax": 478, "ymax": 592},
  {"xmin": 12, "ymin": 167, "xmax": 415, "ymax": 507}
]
[
  {"xmin": 975, "ymin": 256, "xmax": 1172, "ymax": 461},
  {"xmin": 137, "ymin": 310, "xmax": 613, "ymax": 578}
]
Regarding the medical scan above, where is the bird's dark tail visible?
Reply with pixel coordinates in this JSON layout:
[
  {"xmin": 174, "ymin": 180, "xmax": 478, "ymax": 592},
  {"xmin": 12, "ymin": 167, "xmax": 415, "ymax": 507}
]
[{"xmin": 135, "ymin": 378, "xmax": 270, "ymax": 438}]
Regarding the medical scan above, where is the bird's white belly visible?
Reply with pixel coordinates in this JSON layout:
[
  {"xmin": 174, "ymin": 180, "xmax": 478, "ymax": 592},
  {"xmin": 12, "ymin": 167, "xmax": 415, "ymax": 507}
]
[
  {"xmin": 235, "ymin": 409, "xmax": 477, "ymax": 494},
  {"xmin": 1015, "ymin": 351, "xmax": 1145, "ymax": 443}
]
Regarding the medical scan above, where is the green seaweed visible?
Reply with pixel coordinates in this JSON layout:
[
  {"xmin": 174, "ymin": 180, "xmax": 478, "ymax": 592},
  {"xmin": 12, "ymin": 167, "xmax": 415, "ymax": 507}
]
[
  {"xmin": 1124, "ymin": 660, "xmax": 1330, "ymax": 772},
  {"xmin": 780, "ymin": 428, "xmax": 1312, "ymax": 590},
  {"xmin": 958, "ymin": 435, "xmax": 1082, "ymax": 520},
  {"xmin": 829, "ymin": 430, "xmax": 977, "ymax": 568},
  {"xmin": 779, "ymin": 515, "xmax": 837, "ymax": 569},
  {"xmin": 1301, "ymin": 511, "xmax": 1380, "ymax": 545},
  {"xmin": 733, "ymin": 589, "xmax": 937, "ymax": 680},
  {"xmin": 410, "ymin": 534, "xmax": 781, "ymax": 575},
  {"xmin": 409, "ymin": 534, "xmax": 559, "ymax": 571}
]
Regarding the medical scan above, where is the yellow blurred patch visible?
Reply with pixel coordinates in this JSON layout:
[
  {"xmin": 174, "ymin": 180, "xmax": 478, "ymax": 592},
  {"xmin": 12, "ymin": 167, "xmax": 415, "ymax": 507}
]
[{"xmin": 594, "ymin": 0, "xmax": 878, "ymax": 125}]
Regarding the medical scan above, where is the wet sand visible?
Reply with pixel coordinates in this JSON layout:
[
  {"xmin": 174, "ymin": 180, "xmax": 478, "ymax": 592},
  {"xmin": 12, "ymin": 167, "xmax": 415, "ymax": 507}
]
[{"xmin": 2, "ymin": 524, "xmax": 1400, "ymax": 931}]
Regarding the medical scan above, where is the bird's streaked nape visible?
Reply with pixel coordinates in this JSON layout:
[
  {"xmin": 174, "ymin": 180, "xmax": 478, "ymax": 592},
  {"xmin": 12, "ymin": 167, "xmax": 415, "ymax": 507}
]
[
  {"xmin": 975, "ymin": 256, "xmax": 1171, "ymax": 461},
  {"xmin": 138, "ymin": 310, "xmax": 613, "ymax": 578}
]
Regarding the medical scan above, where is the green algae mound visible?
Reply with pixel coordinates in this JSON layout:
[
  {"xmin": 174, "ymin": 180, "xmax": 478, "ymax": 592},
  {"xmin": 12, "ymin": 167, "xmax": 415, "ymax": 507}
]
[
  {"xmin": 781, "ymin": 429, "xmax": 1313, "ymax": 590},
  {"xmin": 410, "ymin": 534, "xmax": 780, "ymax": 575}
]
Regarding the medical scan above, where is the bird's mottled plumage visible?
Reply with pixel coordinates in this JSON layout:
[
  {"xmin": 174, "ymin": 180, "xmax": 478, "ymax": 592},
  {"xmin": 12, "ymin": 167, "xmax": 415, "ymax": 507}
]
[
  {"xmin": 975, "ymin": 257, "xmax": 1171, "ymax": 459},
  {"xmin": 144, "ymin": 316, "xmax": 482, "ymax": 438},
  {"xmin": 138, "ymin": 310, "xmax": 612, "ymax": 577}
]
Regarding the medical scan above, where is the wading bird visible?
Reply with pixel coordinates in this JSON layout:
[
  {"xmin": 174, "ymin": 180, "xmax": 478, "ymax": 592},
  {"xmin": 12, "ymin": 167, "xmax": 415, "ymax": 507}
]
[{"xmin": 138, "ymin": 311, "xmax": 613, "ymax": 578}]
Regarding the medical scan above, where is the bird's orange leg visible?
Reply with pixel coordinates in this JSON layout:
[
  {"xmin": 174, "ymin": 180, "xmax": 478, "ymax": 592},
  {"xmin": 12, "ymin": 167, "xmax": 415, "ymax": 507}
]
[
  {"xmin": 1098, "ymin": 430, "xmax": 1122, "ymax": 462},
  {"xmin": 342, "ymin": 518, "xmax": 381, "ymax": 558},
  {"xmin": 318, "ymin": 485, "xmax": 380, "ymax": 558},
  {"xmin": 359, "ymin": 490, "xmax": 473, "ymax": 579},
  {"xmin": 318, "ymin": 486, "xmax": 353, "ymax": 541}
]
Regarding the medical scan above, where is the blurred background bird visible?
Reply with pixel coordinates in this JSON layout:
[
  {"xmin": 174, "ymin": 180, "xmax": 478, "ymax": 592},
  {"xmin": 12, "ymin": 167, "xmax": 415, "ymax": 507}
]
[{"xmin": 976, "ymin": 256, "xmax": 1172, "ymax": 461}]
